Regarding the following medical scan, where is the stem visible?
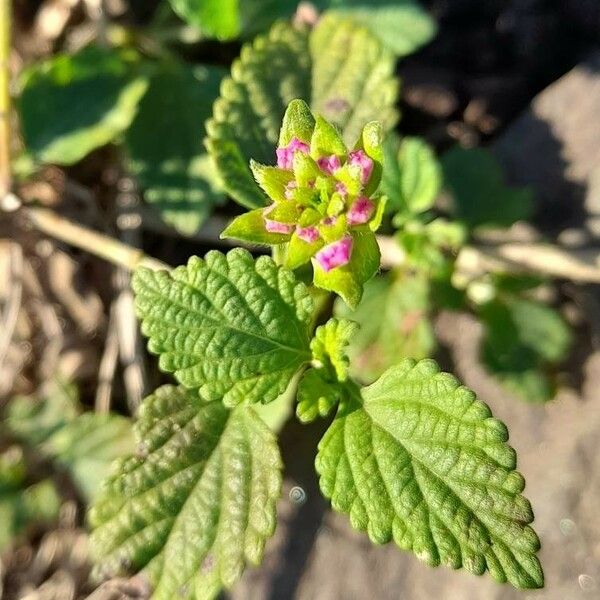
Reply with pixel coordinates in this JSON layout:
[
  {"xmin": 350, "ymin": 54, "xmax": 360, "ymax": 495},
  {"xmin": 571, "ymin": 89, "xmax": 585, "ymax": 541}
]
[
  {"xmin": 0, "ymin": 0, "xmax": 11, "ymax": 199},
  {"xmin": 22, "ymin": 205, "xmax": 168, "ymax": 272}
]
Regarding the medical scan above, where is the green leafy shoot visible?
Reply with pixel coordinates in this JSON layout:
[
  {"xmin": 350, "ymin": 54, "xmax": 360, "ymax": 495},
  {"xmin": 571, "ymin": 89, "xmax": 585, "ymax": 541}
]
[{"xmin": 206, "ymin": 14, "xmax": 397, "ymax": 210}]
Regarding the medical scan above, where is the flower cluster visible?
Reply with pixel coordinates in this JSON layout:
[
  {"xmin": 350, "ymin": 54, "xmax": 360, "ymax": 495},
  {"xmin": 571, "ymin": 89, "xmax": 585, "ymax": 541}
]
[{"xmin": 222, "ymin": 99, "xmax": 386, "ymax": 307}]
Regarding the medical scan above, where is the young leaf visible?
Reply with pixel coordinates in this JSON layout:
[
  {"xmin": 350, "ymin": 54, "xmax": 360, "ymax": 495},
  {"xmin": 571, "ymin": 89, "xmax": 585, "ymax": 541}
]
[
  {"xmin": 296, "ymin": 369, "xmax": 344, "ymax": 424},
  {"xmin": 382, "ymin": 134, "xmax": 442, "ymax": 216},
  {"xmin": 206, "ymin": 15, "xmax": 397, "ymax": 209},
  {"xmin": 310, "ymin": 318, "xmax": 358, "ymax": 381},
  {"xmin": 442, "ymin": 147, "xmax": 533, "ymax": 228},
  {"xmin": 335, "ymin": 271, "xmax": 435, "ymax": 382},
  {"xmin": 19, "ymin": 45, "xmax": 148, "ymax": 165},
  {"xmin": 168, "ymin": 0, "xmax": 240, "ymax": 39},
  {"xmin": 316, "ymin": 359, "xmax": 543, "ymax": 589},
  {"xmin": 132, "ymin": 249, "xmax": 313, "ymax": 406},
  {"xmin": 125, "ymin": 63, "xmax": 226, "ymax": 235},
  {"xmin": 89, "ymin": 385, "xmax": 281, "ymax": 600}
]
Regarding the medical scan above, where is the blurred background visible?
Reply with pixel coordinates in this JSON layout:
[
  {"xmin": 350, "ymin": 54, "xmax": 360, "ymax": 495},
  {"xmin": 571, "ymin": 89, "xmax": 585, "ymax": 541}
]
[{"xmin": 1, "ymin": 1, "xmax": 600, "ymax": 598}]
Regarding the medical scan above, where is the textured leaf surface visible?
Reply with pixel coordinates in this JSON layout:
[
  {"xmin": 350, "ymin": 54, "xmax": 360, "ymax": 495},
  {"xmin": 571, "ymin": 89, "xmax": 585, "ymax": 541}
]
[
  {"xmin": 296, "ymin": 369, "xmax": 343, "ymax": 423},
  {"xmin": 442, "ymin": 147, "xmax": 533, "ymax": 228},
  {"xmin": 206, "ymin": 15, "xmax": 397, "ymax": 209},
  {"xmin": 335, "ymin": 271, "xmax": 435, "ymax": 382},
  {"xmin": 311, "ymin": 318, "xmax": 358, "ymax": 381},
  {"xmin": 89, "ymin": 385, "xmax": 282, "ymax": 600},
  {"xmin": 126, "ymin": 63, "xmax": 225, "ymax": 235},
  {"xmin": 316, "ymin": 359, "xmax": 543, "ymax": 589},
  {"xmin": 480, "ymin": 296, "xmax": 571, "ymax": 403},
  {"xmin": 19, "ymin": 45, "xmax": 148, "ymax": 165},
  {"xmin": 132, "ymin": 249, "xmax": 313, "ymax": 406},
  {"xmin": 382, "ymin": 134, "xmax": 442, "ymax": 215}
]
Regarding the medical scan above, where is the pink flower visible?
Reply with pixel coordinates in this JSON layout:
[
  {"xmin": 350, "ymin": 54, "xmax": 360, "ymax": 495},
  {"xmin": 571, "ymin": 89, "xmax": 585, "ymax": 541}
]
[
  {"xmin": 263, "ymin": 205, "xmax": 294, "ymax": 234},
  {"xmin": 348, "ymin": 150, "xmax": 373, "ymax": 185},
  {"xmin": 296, "ymin": 225, "xmax": 320, "ymax": 243},
  {"xmin": 276, "ymin": 137, "xmax": 310, "ymax": 170},
  {"xmin": 265, "ymin": 219, "xmax": 294, "ymax": 234},
  {"xmin": 347, "ymin": 197, "xmax": 375, "ymax": 226},
  {"xmin": 317, "ymin": 154, "xmax": 341, "ymax": 175},
  {"xmin": 284, "ymin": 180, "xmax": 298, "ymax": 199},
  {"xmin": 314, "ymin": 236, "xmax": 353, "ymax": 272},
  {"xmin": 335, "ymin": 182, "xmax": 347, "ymax": 198}
]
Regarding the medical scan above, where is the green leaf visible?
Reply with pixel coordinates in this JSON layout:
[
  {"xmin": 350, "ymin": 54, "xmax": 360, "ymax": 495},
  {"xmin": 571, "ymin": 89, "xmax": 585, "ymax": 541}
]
[
  {"xmin": 311, "ymin": 318, "xmax": 358, "ymax": 381},
  {"xmin": 382, "ymin": 134, "xmax": 442, "ymax": 216},
  {"xmin": 442, "ymin": 147, "xmax": 533, "ymax": 228},
  {"xmin": 89, "ymin": 385, "xmax": 282, "ymax": 600},
  {"xmin": 43, "ymin": 413, "xmax": 134, "ymax": 501},
  {"xmin": 316, "ymin": 359, "xmax": 543, "ymax": 589},
  {"xmin": 335, "ymin": 271, "xmax": 435, "ymax": 383},
  {"xmin": 325, "ymin": 1, "xmax": 437, "ymax": 58},
  {"xmin": 171, "ymin": 0, "xmax": 435, "ymax": 57},
  {"xmin": 168, "ymin": 0, "xmax": 240, "ymax": 39},
  {"xmin": 6, "ymin": 378, "xmax": 134, "ymax": 501},
  {"xmin": 125, "ymin": 63, "xmax": 226, "ymax": 235},
  {"xmin": 206, "ymin": 15, "xmax": 397, "ymax": 209},
  {"xmin": 296, "ymin": 369, "xmax": 344, "ymax": 423},
  {"xmin": 0, "ymin": 447, "xmax": 61, "ymax": 551},
  {"xmin": 19, "ymin": 45, "xmax": 148, "ymax": 165},
  {"xmin": 479, "ymin": 296, "xmax": 571, "ymax": 403},
  {"xmin": 7, "ymin": 377, "xmax": 79, "ymax": 445},
  {"xmin": 132, "ymin": 249, "xmax": 313, "ymax": 406}
]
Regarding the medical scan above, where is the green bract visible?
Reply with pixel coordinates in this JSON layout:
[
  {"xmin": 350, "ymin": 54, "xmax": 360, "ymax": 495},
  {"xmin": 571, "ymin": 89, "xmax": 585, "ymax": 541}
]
[{"xmin": 222, "ymin": 100, "xmax": 386, "ymax": 307}]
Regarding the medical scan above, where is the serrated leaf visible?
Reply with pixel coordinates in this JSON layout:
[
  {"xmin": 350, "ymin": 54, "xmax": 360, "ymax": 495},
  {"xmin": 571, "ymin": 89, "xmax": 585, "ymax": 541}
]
[
  {"xmin": 442, "ymin": 147, "xmax": 533, "ymax": 228},
  {"xmin": 206, "ymin": 15, "xmax": 397, "ymax": 209},
  {"xmin": 311, "ymin": 318, "xmax": 358, "ymax": 381},
  {"xmin": 125, "ymin": 63, "xmax": 226, "ymax": 235},
  {"xmin": 316, "ymin": 359, "xmax": 543, "ymax": 589},
  {"xmin": 335, "ymin": 271, "xmax": 435, "ymax": 382},
  {"xmin": 19, "ymin": 45, "xmax": 148, "ymax": 165},
  {"xmin": 479, "ymin": 296, "xmax": 571, "ymax": 403},
  {"xmin": 132, "ymin": 249, "xmax": 313, "ymax": 406},
  {"xmin": 382, "ymin": 134, "xmax": 442, "ymax": 216},
  {"xmin": 296, "ymin": 369, "xmax": 343, "ymax": 423},
  {"xmin": 89, "ymin": 385, "xmax": 282, "ymax": 600}
]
